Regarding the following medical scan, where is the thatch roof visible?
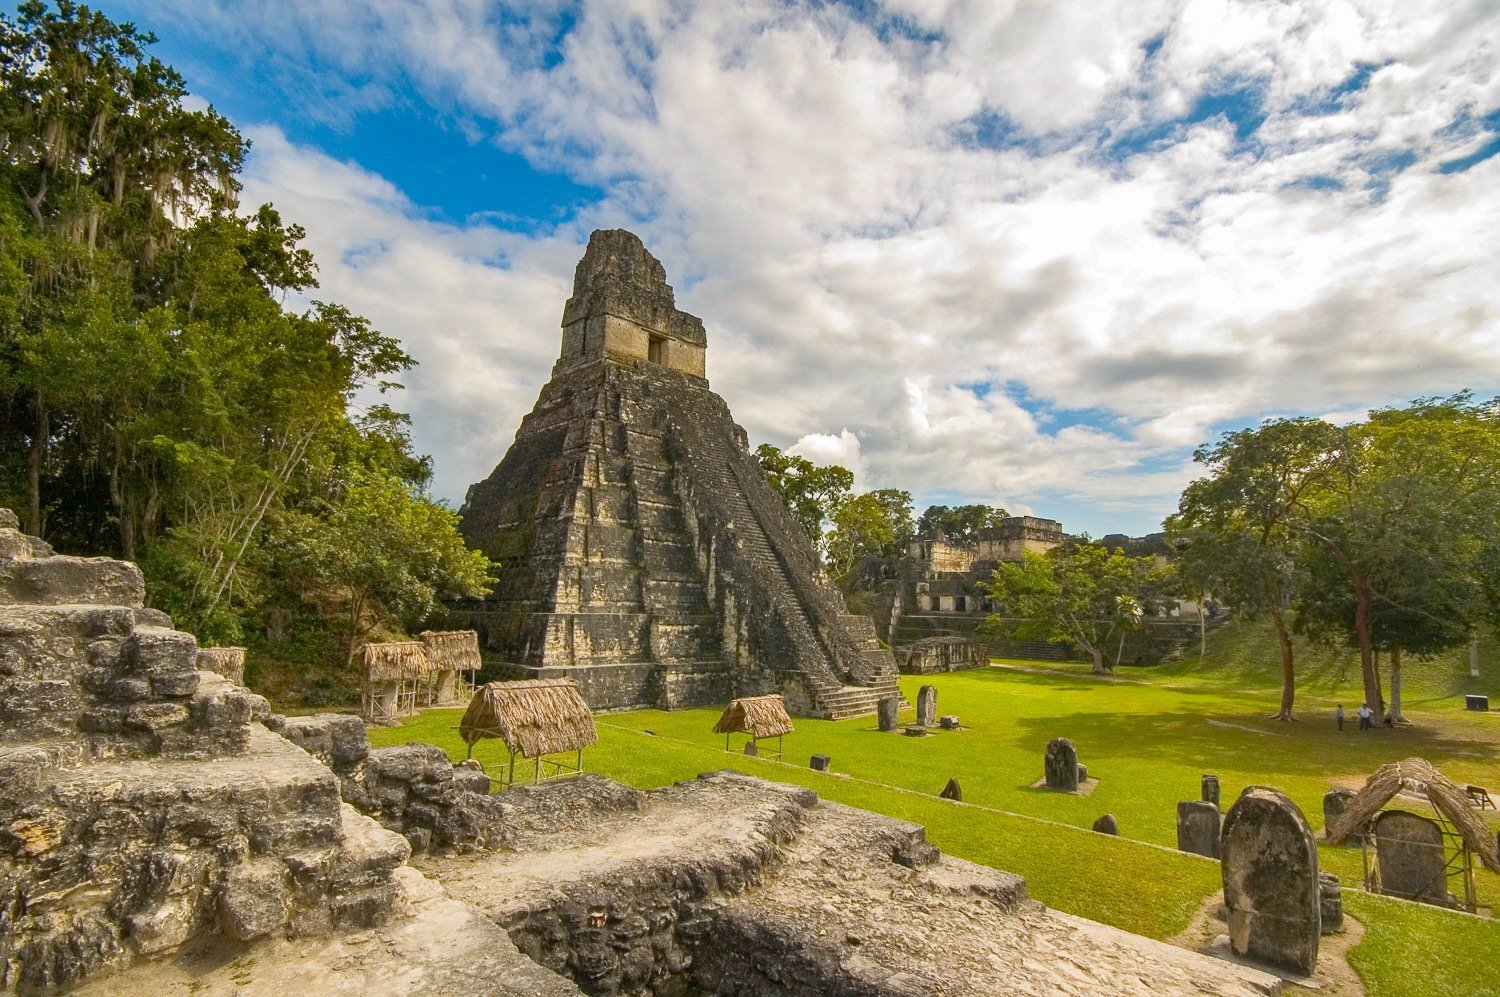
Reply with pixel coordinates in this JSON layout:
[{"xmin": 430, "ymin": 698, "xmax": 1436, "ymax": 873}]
[
  {"xmin": 460, "ymin": 678, "xmax": 598, "ymax": 758},
  {"xmin": 713, "ymin": 694, "xmax": 794, "ymax": 739},
  {"xmin": 196, "ymin": 646, "xmax": 246, "ymax": 684},
  {"xmin": 420, "ymin": 629, "xmax": 482, "ymax": 672},
  {"xmin": 361, "ymin": 641, "xmax": 431, "ymax": 682},
  {"xmin": 1327, "ymin": 757, "xmax": 1500, "ymax": 872}
]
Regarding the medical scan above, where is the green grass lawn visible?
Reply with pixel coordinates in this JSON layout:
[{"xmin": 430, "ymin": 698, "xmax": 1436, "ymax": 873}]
[{"xmin": 371, "ymin": 663, "xmax": 1500, "ymax": 995}]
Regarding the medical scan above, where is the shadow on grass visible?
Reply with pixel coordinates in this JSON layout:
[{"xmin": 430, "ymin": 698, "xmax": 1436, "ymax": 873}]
[{"xmin": 1007, "ymin": 707, "xmax": 1497, "ymax": 780}]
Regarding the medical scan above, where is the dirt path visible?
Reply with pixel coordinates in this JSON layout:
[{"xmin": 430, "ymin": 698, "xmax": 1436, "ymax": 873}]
[{"xmin": 1169, "ymin": 889, "xmax": 1367, "ymax": 995}]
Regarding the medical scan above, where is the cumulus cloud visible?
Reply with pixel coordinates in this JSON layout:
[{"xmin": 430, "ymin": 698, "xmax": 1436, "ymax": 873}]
[{"xmin": 136, "ymin": 0, "xmax": 1500, "ymax": 534}]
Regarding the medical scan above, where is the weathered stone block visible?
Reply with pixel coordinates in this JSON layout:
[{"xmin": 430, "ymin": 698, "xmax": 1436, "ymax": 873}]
[
  {"xmin": 1319, "ymin": 873, "xmax": 1343, "ymax": 933},
  {"xmin": 149, "ymin": 670, "xmax": 200, "ymax": 698},
  {"xmin": 122, "ymin": 627, "xmax": 198, "ymax": 678},
  {"xmin": 809, "ymin": 754, "xmax": 831, "ymax": 772},
  {"xmin": 877, "ymin": 696, "xmax": 900, "ymax": 732},
  {"xmin": 217, "ymin": 861, "xmax": 291, "ymax": 941},
  {"xmin": 1374, "ymin": 810, "xmax": 1449, "ymax": 906},
  {"xmin": 940, "ymin": 778, "xmax": 962, "ymax": 801},
  {"xmin": 1322, "ymin": 787, "xmax": 1358, "ymax": 842},
  {"xmin": 10, "ymin": 555, "xmax": 145, "ymax": 608},
  {"xmin": 123, "ymin": 701, "xmax": 191, "ymax": 731},
  {"xmin": 1093, "ymin": 814, "xmax": 1119, "ymax": 835},
  {"xmin": 916, "ymin": 685, "xmax": 937, "ymax": 727}
]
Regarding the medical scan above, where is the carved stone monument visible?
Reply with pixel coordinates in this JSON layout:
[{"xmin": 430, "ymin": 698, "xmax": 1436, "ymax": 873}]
[
  {"xmin": 1093, "ymin": 814, "xmax": 1119, "ymax": 835},
  {"xmin": 1221, "ymin": 787, "xmax": 1320, "ymax": 976},
  {"xmin": 1177, "ymin": 800, "xmax": 1221, "ymax": 858},
  {"xmin": 1202, "ymin": 774, "xmax": 1220, "ymax": 807},
  {"xmin": 878, "ymin": 696, "xmax": 900, "ymax": 732},
  {"xmin": 916, "ymin": 685, "xmax": 938, "ymax": 727},
  {"xmin": 1044, "ymin": 738, "xmax": 1079, "ymax": 791},
  {"xmin": 1374, "ymin": 810, "xmax": 1450, "ymax": 906}
]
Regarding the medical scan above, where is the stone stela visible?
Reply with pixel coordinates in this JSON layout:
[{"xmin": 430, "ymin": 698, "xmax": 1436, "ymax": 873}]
[
  {"xmin": 453, "ymin": 230, "xmax": 903, "ymax": 720},
  {"xmin": 1221, "ymin": 787, "xmax": 1321, "ymax": 977}
]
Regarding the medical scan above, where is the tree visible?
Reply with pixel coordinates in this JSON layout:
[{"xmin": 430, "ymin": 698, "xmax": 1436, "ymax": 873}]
[
  {"xmin": 1293, "ymin": 395, "xmax": 1500, "ymax": 720},
  {"xmin": 0, "ymin": 3, "xmax": 496, "ymax": 697},
  {"xmin": 916, "ymin": 503, "xmax": 1009, "ymax": 545},
  {"xmin": 824, "ymin": 489, "xmax": 913, "ymax": 583},
  {"xmin": 754, "ymin": 443, "xmax": 852, "ymax": 542},
  {"xmin": 1167, "ymin": 418, "xmax": 1345, "ymax": 720},
  {"xmin": 982, "ymin": 544, "xmax": 1162, "ymax": 674},
  {"xmin": 281, "ymin": 471, "xmax": 494, "ymax": 665}
]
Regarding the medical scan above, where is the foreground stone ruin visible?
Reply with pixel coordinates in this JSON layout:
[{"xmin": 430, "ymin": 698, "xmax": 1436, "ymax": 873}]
[
  {"xmin": 0, "ymin": 510, "xmax": 408, "ymax": 988},
  {"xmin": 1, "ymin": 508, "xmax": 1288, "ymax": 994},
  {"xmin": 455, "ymin": 230, "xmax": 902, "ymax": 719}
]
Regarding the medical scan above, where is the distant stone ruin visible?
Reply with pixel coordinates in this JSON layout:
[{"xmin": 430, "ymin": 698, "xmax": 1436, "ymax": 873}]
[
  {"xmin": 895, "ymin": 634, "xmax": 989, "ymax": 673},
  {"xmin": 456, "ymin": 230, "xmax": 901, "ymax": 719}
]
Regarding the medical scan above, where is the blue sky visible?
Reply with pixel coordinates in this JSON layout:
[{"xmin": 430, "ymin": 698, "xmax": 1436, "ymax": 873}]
[{"xmin": 84, "ymin": 1, "xmax": 1500, "ymax": 536}]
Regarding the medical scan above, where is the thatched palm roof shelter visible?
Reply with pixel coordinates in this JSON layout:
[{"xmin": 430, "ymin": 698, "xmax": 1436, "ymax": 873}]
[
  {"xmin": 1327, "ymin": 757, "xmax": 1499, "ymax": 873},
  {"xmin": 419, "ymin": 630, "xmax": 482, "ymax": 673},
  {"xmin": 360, "ymin": 641, "xmax": 431, "ymax": 682},
  {"xmin": 714, "ymin": 695, "xmax": 794, "ymax": 739},
  {"xmin": 460, "ymin": 678, "xmax": 598, "ymax": 759}
]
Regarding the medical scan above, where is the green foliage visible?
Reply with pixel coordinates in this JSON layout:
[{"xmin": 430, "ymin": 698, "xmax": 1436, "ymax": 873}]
[
  {"xmin": 1173, "ymin": 396, "xmax": 1500, "ymax": 720},
  {"xmin": 754, "ymin": 442, "xmax": 853, "ymax": 542},
  {"xmin": 823, "ymin": 487, "xmax": 912, "ymax": 582},
  {"xmin": 279, "ymin": 470, "xmax": 493, "ymax": 663},
  {"xmin": 1168, "ymin": 416, "xmax": 1345, "ymax": 717},
  {"xmin": 0, "ymin": 3, "xmax": 494, "ymax": 697},
  {"xmin": 983, "ymin": 544, "xmax": 1167, "ymax": 672},
  {"xmin": 916, "ymin": 503, "xmax": 1009, "ymax": 545}
]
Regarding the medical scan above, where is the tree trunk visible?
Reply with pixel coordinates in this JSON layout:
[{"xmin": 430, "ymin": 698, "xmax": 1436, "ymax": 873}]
[
  {"xmin": 1090, "ymin": 645, "xmax": 1106, "ymax": 674},
  {"xmin": 1388, "ymin": 646, "xmax": 1408, "ymax": 724},
  {"xmin": 1198, "ymin": 601, "xmax": 1206, "ymax": 663},
  {"xmin": 24, "ymin": 403, "xmax": 47, "ymax": 537},
  {"xmin": 1472, "ymin": 637, "xmax": 1482, "ymax": 680},
  {"xmin": 1354, "ymin": 581, "xmax": 1382, "ymax": 715},
  {"xmin": 1269, "ymin": 610, "xmax": 1295, "ymax": 721},
  {"xmin": 119, "ymin": 508, "xmax": 136, "ymax": 562}
]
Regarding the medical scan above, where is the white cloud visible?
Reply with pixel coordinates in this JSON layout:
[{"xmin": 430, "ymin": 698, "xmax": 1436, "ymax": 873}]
[{"xmin": 145, "ymin": 0, "xmax": 1500, "ymax": 535}]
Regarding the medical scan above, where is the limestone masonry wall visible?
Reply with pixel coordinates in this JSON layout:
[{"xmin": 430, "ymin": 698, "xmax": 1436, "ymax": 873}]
[{"xmin": 0, "ymin": 509, "xmax": 410, "ymax": 989}]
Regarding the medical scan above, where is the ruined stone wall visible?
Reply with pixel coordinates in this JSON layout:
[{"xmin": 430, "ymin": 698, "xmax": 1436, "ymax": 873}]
[
  {"xmin": 895, "ymin": 635, "xmax": 990, "ymax": 674},
  {"xmin": 0, "ymin": 511, "xmax": 410, "ymax": 989}
]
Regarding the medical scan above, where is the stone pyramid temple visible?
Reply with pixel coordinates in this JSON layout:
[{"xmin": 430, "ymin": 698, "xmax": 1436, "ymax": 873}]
[{"xmin": 455, "ymin": 230, "xmax": 903, "ymax": 718}]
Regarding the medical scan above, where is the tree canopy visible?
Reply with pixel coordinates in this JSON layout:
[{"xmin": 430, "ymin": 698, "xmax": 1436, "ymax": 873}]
[
  {"xmin": 0, "ymin": 2, "xmax": 493, "ymax": 700},
  {"xmin": 982, "ymin": 543, "xmax": 1168, "ymax": 674},
  {"xmin": 1171, "ymin": 394, "xmax": 1500, "ymax": 722}
]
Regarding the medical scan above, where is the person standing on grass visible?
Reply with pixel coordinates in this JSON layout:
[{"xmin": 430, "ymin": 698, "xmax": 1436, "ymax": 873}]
[
  {"xmin": 1358, "ymin": 703, "xmax": 1372, "ymax": 730},
  {"xmin": 1336, "ymin": 704, "xmax": 1344, "ymax": 731}
]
